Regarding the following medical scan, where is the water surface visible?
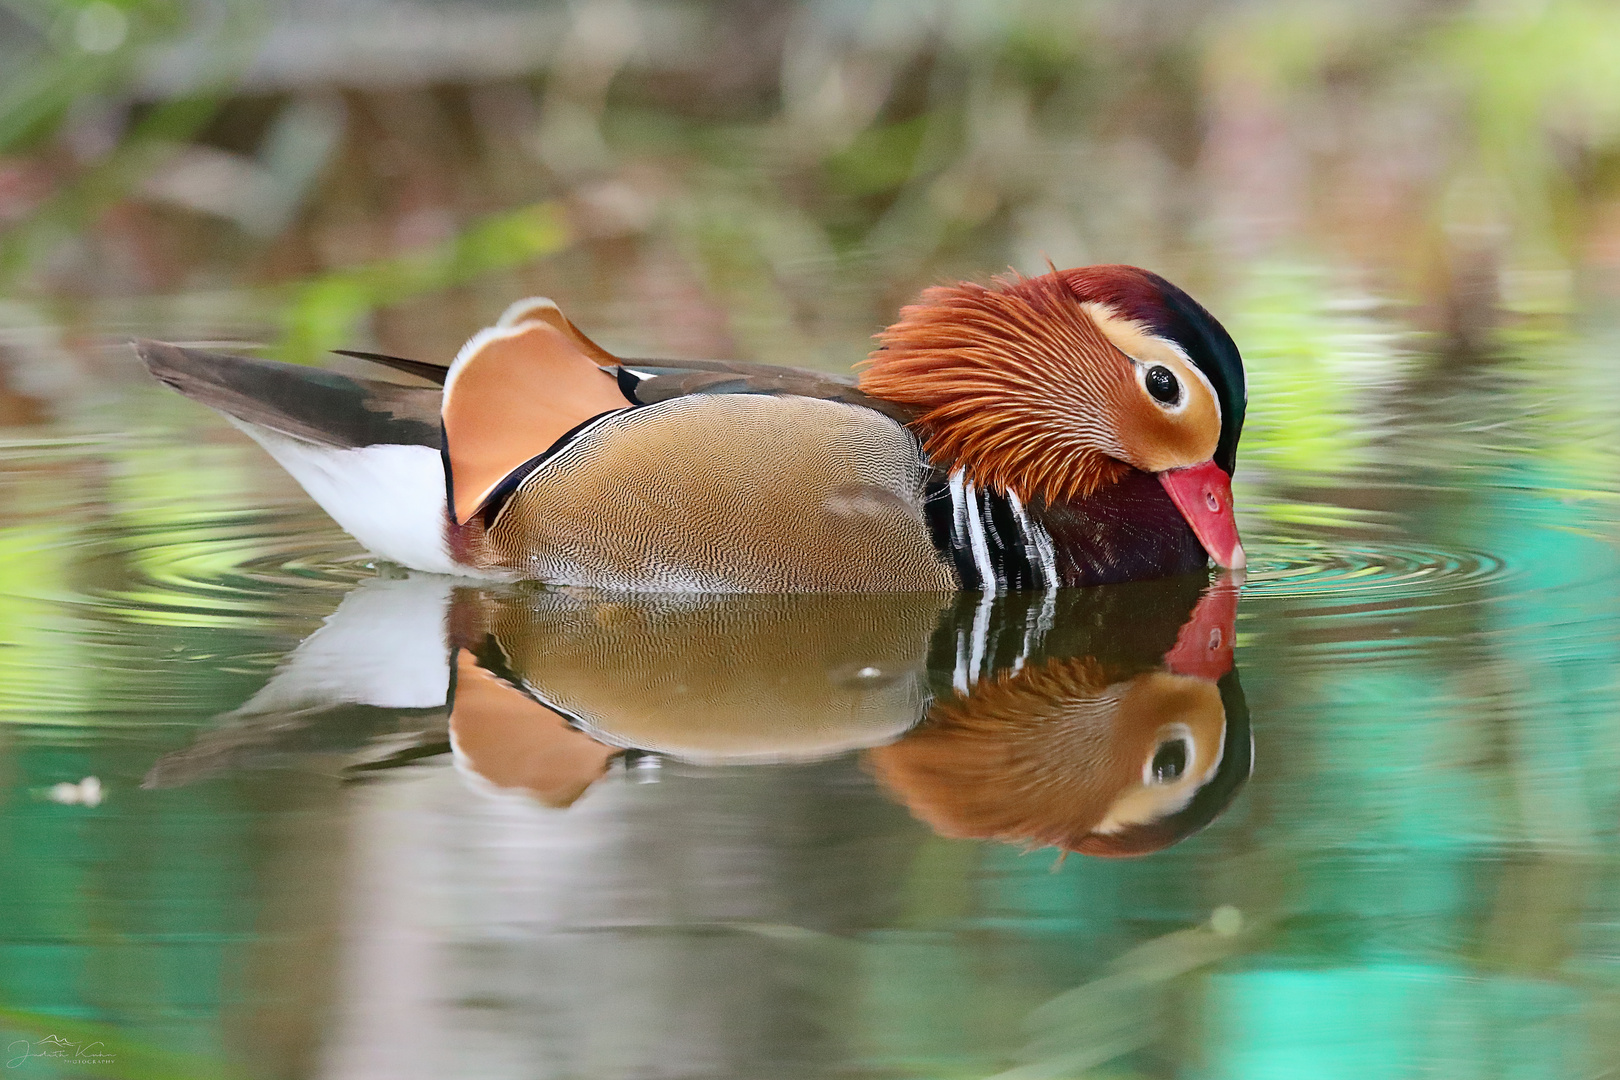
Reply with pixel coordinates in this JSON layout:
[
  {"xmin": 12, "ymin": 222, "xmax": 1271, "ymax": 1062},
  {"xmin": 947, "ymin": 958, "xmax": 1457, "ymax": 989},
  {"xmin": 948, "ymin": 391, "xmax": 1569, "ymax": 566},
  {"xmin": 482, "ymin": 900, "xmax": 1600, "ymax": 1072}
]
[{"xmin": 3, "ymin": 358, "xmax": 1620, "ymax": 1079}]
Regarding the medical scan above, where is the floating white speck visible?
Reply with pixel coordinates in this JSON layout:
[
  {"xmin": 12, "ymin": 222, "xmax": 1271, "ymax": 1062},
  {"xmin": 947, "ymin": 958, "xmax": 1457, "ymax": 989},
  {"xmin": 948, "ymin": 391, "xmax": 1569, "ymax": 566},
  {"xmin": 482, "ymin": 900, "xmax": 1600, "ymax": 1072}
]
[{"xmin": 48, "ymin": 777, "xmax": 103, "ymax": 807}]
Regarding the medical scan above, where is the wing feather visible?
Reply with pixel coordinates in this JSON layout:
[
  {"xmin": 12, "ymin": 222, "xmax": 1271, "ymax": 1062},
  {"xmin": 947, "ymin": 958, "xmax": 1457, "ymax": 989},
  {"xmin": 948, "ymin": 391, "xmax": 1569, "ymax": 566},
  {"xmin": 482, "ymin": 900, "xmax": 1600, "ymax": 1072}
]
[{"xmin": 136, "ymin": 340, "xmax": 441, "ymax": 448}]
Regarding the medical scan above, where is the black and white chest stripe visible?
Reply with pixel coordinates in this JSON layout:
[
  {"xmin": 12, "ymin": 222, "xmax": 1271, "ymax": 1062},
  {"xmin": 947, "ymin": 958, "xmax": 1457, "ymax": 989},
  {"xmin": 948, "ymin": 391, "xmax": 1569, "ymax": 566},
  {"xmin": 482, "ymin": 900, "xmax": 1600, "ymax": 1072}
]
[{"xmin": 923, "ymin": 469, "xmax": 1060, "ymax": 595}]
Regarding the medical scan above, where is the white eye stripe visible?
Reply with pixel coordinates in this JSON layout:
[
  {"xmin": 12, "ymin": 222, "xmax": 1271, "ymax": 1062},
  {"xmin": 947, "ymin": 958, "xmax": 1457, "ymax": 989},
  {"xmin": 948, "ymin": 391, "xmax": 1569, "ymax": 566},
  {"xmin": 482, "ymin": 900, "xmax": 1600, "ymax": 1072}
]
[
  {"xmin": 1131, "ymin": 347, "xmax": 1221, "ymax": 428},
  {"xmin": 1178, "ymin": 355, "xmax": 1222, "ymax": 428},
  {"xmin": 1085, "ymin": 302, "xmax": 1224, "ymax": 428},
  {"xmin": 1146, "ymin": 333, "xmax": 1223, "ymax": 426}
]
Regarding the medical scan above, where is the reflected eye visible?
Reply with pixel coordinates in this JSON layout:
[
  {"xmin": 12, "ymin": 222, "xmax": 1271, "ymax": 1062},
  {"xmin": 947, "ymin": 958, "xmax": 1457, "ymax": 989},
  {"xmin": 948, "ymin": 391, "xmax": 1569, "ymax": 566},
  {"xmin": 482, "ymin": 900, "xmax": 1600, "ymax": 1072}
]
[
  {"xmin": 1147, "ymin": 738, "xmax": 1189, "ymax": 784},
  {"xmin": 1145, "ymin": 365, "xmax": 1181, "ymax": 406}
]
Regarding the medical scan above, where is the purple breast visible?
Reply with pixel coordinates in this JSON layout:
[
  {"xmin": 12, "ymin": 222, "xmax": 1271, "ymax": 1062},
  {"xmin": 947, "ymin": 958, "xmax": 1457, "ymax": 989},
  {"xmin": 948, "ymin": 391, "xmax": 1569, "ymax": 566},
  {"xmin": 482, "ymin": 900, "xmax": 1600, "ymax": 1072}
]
[{"xmin": 1033, "ymin": 469, "xmax": 1209, "ymax": 587}]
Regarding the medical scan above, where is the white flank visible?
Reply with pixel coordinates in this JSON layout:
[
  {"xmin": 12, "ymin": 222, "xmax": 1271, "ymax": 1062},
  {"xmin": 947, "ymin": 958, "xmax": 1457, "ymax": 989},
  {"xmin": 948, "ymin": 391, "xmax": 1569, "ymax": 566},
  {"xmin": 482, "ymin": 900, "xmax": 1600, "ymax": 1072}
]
[{"xmin": 230, "ymin": 419, "xmax": 463, "ymax": 575}]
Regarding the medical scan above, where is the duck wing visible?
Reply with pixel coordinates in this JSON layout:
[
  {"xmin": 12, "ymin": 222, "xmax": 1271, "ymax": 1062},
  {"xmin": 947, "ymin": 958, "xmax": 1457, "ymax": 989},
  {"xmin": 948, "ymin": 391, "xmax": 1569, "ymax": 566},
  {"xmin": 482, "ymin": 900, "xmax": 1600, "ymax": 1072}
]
[
  {"xmin": 616, "ymin": 357, "xmax": 916, "ymax": 425},
  {"xmin": 325, "ymin": 346, "xmax": 920, "ymax": 427},
  {"xmin": 137, "ymin": 340, "xmax": 459, "ymax": 573},
  {"xmin": 476, "ymin": 296, "xmax": 899, "ymax": 415},
  {"xmin": 137, "ymin": 340, "xmax": 442, "ymax": 449}
]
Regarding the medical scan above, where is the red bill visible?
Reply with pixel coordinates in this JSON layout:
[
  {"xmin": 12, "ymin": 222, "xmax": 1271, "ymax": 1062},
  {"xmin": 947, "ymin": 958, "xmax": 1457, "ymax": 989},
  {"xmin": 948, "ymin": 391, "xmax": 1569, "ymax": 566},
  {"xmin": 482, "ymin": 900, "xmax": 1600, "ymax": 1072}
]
[{"xmin": 1159, "ymin": 461, "xmax": 1245, "ymax": 570}]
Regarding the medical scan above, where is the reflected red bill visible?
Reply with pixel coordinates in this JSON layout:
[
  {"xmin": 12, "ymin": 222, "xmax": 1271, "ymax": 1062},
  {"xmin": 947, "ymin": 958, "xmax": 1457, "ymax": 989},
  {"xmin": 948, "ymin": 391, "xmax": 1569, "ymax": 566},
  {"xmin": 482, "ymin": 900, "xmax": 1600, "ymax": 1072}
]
[{"xmin": 1164, "ymin": 573, "xmax": 1240, "ymax": 681}]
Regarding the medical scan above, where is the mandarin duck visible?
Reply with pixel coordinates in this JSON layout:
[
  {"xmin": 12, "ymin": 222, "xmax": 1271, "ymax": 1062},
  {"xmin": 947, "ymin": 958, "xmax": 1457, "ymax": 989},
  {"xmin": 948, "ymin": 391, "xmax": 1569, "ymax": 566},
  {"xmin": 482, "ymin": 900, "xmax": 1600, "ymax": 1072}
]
[{"xmin": 138, "ymin": 265, "xmax": 1245, "ymax": 592}]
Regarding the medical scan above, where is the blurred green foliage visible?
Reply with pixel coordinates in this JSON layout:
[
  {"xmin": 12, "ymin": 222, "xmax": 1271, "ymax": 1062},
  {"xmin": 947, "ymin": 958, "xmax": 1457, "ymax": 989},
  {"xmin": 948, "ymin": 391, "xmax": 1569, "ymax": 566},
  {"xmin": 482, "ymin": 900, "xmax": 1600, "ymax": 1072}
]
[
  {"xmin": 0, "ymin": 0, "xmax": 1618, "ymax": 367},
  {"xmin": 274, "ymin": 200, "xmax": 570, "ymax": 362}
]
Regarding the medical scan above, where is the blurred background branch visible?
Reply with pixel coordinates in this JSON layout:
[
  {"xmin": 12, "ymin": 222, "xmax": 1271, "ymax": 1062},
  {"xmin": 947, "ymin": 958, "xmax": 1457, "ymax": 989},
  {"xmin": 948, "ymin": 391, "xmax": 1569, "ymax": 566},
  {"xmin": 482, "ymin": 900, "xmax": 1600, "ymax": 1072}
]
[{"xmin": 3, "ymin": 0, "xmax": 1620, "ymax": 462}]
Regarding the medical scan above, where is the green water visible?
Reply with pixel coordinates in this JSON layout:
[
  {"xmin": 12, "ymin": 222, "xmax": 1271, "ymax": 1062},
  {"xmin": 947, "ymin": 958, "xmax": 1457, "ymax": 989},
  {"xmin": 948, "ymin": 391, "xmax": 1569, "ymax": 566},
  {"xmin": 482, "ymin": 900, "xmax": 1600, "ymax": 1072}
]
[{"xmin": 1, "ymin": 343, "xmax": 1618, "ymax": 1079}]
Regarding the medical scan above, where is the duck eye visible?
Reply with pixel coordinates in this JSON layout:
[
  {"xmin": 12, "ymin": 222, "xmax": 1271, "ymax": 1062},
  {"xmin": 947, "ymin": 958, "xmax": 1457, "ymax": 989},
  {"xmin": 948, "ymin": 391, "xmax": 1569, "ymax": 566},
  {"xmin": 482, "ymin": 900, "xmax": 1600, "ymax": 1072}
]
[
  {"xmin": 1148, "ymin": 738, "xmax": 1189, "ymax": 783},
  {"xmin": 1145, "ymin": 365, "xmax": 1181, "ymax": 405}
]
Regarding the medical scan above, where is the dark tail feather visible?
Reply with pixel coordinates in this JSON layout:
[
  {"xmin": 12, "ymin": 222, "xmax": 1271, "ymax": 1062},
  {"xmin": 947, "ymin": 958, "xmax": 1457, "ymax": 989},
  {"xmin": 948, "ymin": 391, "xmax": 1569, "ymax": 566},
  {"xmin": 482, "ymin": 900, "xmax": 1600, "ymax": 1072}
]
[
  {"xmin": 332, "ymin": 349, "xmax": 450, "ymax": 386},
  {"xmin": 136, "ymin": 340, "xmax": 443, "ymax": 449}
]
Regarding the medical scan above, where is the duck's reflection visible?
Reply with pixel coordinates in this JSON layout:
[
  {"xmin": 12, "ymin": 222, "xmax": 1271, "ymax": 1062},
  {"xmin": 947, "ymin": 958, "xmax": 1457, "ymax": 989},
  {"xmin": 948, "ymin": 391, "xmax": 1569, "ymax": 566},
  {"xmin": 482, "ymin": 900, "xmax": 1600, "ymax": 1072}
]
[
  {"xmin": 458, "ymin": 590, "xmax": 945, "ymax": 775},
  {"xmin": 875, "ymin": 581, "xmax": 1247, "ymax": 856},
  {"xmin": 150, "ymin": 574, "xmax": 1251, "ymax": 857}
]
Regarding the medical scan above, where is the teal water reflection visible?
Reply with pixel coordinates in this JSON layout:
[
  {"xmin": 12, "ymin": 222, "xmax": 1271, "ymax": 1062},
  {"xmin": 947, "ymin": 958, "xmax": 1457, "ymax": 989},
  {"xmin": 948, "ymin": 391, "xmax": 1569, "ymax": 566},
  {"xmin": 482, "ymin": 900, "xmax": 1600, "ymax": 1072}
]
[{"xmin": 2, "ymin": 366, "xmax": 1620, "ymax": 1078}]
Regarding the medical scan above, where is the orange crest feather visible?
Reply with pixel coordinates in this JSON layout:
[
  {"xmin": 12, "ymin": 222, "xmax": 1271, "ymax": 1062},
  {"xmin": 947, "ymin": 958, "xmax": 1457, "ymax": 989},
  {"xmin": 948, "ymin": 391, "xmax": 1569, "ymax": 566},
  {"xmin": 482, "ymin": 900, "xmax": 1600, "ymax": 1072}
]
[{"xmin": 858, "ymin": 272, "xmax": 1136, "ymax": 505}]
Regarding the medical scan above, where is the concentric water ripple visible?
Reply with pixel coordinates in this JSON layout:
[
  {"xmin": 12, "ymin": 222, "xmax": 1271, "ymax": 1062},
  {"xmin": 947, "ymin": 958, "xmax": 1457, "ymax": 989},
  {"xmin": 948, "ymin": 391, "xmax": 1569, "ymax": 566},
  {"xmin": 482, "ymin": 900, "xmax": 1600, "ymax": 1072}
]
[
  {"xmin": 1242, "ymin": 537, "xmax": 1511, "ymax": 602},
  {"xmin": 61, "ymin": 517, "xmax": 1526, "ymax": 623},
  {"xmin": 70, "ymin": 510, "xmax": 373, "ymax": 623}
]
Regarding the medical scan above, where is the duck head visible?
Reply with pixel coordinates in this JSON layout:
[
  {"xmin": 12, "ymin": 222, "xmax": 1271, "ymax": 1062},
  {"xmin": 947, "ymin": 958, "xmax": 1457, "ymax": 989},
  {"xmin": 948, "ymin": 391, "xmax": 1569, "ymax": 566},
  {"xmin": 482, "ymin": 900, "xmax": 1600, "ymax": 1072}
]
[{"xmin": 859, "ymin": 265, "xmax": 1247, "ymax": 569}]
